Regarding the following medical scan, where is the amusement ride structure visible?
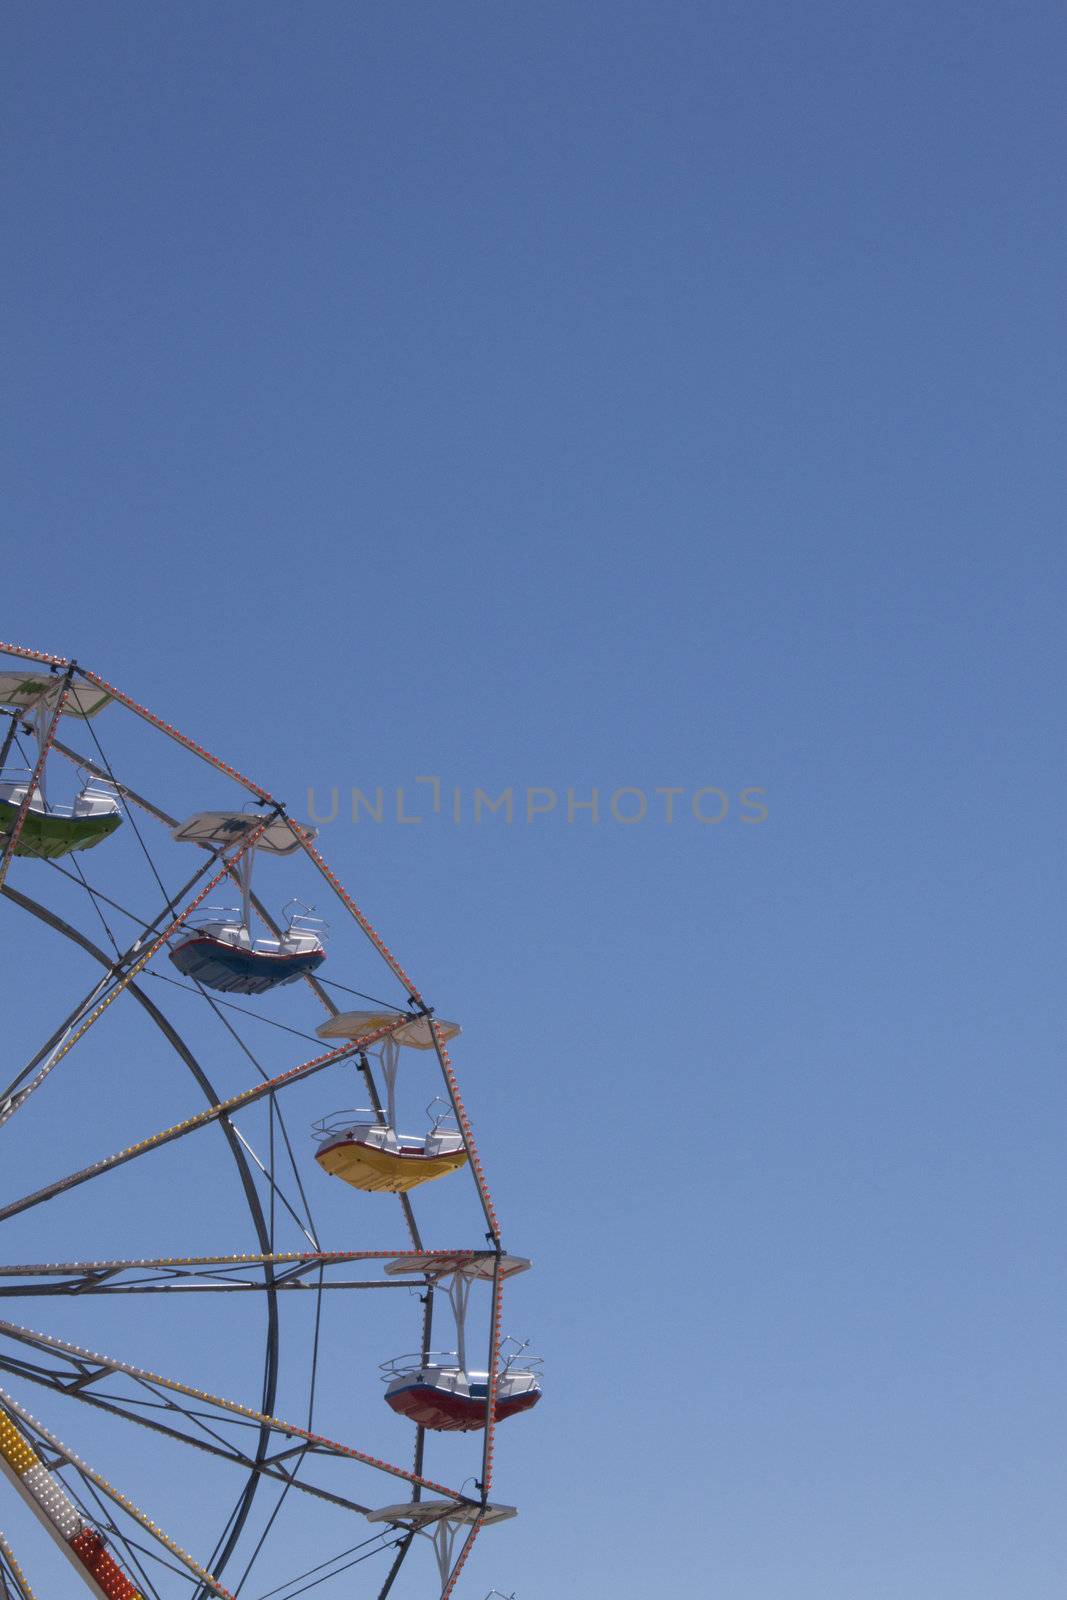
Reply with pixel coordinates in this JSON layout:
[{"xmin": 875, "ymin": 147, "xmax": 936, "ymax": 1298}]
[{"xmin": 0, "ymin": 642, "xmax": 538, "ymax": 1600}]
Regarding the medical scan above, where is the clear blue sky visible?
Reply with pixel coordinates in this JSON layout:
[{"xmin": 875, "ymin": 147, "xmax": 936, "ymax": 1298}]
[{"xmin": 2, "ymin": 2, "xmax": 1065, "ymax": 1596}]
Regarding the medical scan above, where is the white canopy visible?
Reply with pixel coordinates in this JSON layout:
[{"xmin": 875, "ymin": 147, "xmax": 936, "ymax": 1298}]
[
  {"xmin": 315, "ymin": 1010, "xmax": 461, "ymax": 1048},
  {"xmin": 0, "ymin": 671, "xmax": 112, "ymax": 720},
  {"xmin": 171, "ymin": 811, "xmax": 315, "ymax": 855},
  {"xmin": 384, "ymin": 1252, "xmax": 532, "ymax": 1282},
  {"xmin": 365, "ymin": 1500, "xmax": 517, "ymax": 1528}
]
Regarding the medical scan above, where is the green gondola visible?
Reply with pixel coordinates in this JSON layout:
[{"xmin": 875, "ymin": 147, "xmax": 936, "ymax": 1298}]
[
  {"xmin": 0, "ymin": 670, "xmax": 122, "ymax": 861},
  {"xmin": 0, "ymin": 794, "xmax": 122, "ymax": 859}
]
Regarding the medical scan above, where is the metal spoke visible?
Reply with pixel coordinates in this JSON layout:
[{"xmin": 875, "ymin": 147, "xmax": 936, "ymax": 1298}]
[
  {"xmin": 0, "ymin": 1279, "xmax": 408, "ymax": 1297},
  {"xmin": 0, "ymin": 1351, "xmax": 371, "ymax": 1517},
  {"xmin": 0, "ymin": 1016, "xmax": 411, "ymax": 1225},
  {"xmin": 0, "ymin": 1250, "xmax": 486, "ymax": 1299},
  {"xmin": 0, "ymin": 1321, "xmax": 474, "ymax": 1504},
  {"xmin": 0, "ymin": 857, "xmax": 223, "ymax": 1125},
  {"xmin": 0, "ymin": 1249, "xmax": 486, "ymax": 1274}
]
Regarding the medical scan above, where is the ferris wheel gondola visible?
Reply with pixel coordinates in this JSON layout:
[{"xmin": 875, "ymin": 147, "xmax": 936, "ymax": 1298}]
[
  {"xmin": 381, "ymin": 1255, "xmax": 543, "ymax": 1432},
  {"xmin": 312, "ymin": 1011, "xmax": 468, "ymax": 1192},
  {"xmin": 0, "ymin": 672, "xmax": 121, "ymax": 859},
  {"xmin": 167, "ymin": 811, "xmax": 327, "ymax": 993}
]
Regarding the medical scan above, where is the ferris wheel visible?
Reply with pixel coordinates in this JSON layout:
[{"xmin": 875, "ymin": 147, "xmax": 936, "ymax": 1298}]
[{"xmin": 0, "ymin": 642, "xmax": 539, "ymax": 1600}]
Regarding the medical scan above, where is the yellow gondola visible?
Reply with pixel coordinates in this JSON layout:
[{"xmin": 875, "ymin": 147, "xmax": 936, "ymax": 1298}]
[
  {"xmin": 315, "ymin": 1123, "xmax": 468, "ymax": 1193},
  {"xmin": 311, "ymin": 1012, "xmax": 467, "ymax": 1194}
]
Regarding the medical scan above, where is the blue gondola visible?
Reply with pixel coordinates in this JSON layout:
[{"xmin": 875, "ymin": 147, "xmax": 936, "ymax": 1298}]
[
  {"xmin": 166, "ymin": 811, "xmax": 325, "ymax": 996},
  {"xmin": 169, "ymin": 910, "xmax": 326, "ymax": 994}
]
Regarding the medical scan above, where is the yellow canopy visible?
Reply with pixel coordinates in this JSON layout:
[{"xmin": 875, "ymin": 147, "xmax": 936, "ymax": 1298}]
[{"xmin": 315, "ymin": 1011, "xmax": 461, "ymax": 1048}]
